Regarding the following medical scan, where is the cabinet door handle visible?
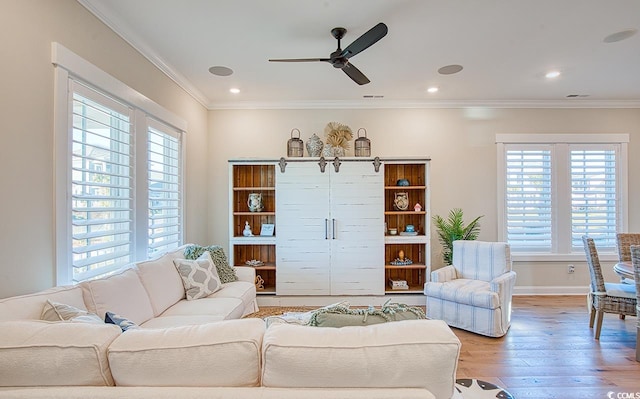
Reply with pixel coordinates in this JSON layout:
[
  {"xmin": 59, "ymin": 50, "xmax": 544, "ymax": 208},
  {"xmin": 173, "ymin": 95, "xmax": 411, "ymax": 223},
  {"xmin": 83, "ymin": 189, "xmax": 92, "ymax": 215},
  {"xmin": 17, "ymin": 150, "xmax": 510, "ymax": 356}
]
[
  {"xmin": 332, "ymin": 218, "xmax": 336, "ymax": 239},
  {"xmin": 325, "ymin": 219, "xmax": 329, "ymax": 240}
]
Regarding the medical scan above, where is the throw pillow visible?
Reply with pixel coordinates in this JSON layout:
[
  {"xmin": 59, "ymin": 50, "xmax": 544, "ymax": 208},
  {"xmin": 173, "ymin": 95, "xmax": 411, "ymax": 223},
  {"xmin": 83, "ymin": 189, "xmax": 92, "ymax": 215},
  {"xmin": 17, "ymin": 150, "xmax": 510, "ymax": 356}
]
[
  {"xmin": 174, "ymin": 251, "xmax": 223, "ymax": 300},
  {"xmin": 183, "ymin": 244, "xmax": 238, "ymax": 283},
  {"xmin": 105, "ymin": 311, "xmax": 139, "ymax": 332},
  {"xmin": 308, "ymin": 300, "xmax": 426, "ymax": 327},
  {"xmin": 40, "ymin": 299, "xmax": 103, "ymax": 324}
]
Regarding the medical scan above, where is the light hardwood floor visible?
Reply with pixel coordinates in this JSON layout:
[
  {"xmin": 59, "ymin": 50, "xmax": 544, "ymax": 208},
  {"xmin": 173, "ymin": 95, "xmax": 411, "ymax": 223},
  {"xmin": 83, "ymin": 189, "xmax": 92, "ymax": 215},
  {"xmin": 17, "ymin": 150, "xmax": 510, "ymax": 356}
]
[{"xmin": 454, "ymin": 295, "xmax": 639, "ymax": 399}]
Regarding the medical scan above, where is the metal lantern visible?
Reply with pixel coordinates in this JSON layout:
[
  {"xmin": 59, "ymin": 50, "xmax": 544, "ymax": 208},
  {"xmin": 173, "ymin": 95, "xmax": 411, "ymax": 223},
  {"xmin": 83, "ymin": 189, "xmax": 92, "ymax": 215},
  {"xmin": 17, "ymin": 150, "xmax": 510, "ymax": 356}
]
[
  {"xmin": 287, "ymin": 128, "xmax": 304, "ymax": 157},
  {"xmin": 354, "ymin": 128, "xmax": 371, "ymax": 157}
]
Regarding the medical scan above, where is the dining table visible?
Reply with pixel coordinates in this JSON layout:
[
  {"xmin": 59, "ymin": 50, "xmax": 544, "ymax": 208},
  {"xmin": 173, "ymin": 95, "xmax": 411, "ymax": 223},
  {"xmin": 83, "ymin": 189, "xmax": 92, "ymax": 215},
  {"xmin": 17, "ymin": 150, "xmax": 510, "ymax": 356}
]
[{"xmin": 613, "ymin": 261, "xmax": 635, "ymax": 281}]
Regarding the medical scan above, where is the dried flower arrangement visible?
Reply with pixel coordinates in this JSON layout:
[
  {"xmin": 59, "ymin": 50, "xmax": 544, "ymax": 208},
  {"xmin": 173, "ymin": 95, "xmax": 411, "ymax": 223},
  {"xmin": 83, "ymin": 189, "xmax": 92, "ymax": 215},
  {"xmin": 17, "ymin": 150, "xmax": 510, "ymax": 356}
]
[{"xmin": 324, "ymin": 122, "xmax": 353, "ymax": 152}]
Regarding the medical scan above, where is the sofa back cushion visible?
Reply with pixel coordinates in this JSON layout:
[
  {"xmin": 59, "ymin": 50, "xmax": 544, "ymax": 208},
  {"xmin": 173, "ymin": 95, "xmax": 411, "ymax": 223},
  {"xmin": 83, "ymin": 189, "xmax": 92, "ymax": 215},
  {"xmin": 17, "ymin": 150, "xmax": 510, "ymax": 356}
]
[
  {"xmin": 135, "ymin": 251, "xmax": 185, "ymax": 316},
  {"xmin": 81, "ymin": 268, "xmax": 154, "ymax": 325},
  {"xmin": 0, "ymin": 286, "xmax": 86, "ymax": 322},
  {"xmin": 0, "ymin": 320, "xmax": 121, "ymax": 387},
  {"xmin": 261, "ymin": 319, "xmax": 460, "ymax": 399},
  {"xmin": 108, "ymin": 318, "xmax": 264, "ymax": 387}
]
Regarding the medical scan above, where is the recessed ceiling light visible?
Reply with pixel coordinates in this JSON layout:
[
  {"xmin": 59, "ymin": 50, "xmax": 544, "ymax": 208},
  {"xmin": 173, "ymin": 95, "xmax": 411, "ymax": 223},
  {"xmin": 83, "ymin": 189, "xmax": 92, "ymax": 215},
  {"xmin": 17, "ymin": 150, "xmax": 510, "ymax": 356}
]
[
  {"xmin": 438, "ymin": 64, "xmax": 463, "ymax": 75},
  {"xmin": 229, "ymin": 88, "xmax": 240, "ymax": 94},
  {"xmin": 545, "ymin": 71, "xmax": 561, "ymax": 79},
  {"xmin": 603, "ymin": 29, "xmax": 638, "ymax": 43},
  {"xmin": 427, "ymin": 87, "xmax": 439, "ymax": 93},
  {"xmin": 209, "ymin": 66, "xmax": 234, "ymax": 76}
]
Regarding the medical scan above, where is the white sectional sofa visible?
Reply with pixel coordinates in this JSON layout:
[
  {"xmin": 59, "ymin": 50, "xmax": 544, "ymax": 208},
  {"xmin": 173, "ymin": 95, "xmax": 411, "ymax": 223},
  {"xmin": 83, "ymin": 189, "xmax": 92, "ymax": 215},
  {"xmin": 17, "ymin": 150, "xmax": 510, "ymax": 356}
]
[{"xmin": 0, "ymin": 245, "xmax": 462, "ymax": 399}]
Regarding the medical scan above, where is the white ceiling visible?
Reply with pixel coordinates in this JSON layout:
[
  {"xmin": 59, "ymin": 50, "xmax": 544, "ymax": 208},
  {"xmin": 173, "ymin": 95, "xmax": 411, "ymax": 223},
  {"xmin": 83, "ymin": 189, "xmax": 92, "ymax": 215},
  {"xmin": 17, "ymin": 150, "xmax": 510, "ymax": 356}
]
[{"xmin": 80, "ymin": 0, "xmax": 640, "ymax": 109}]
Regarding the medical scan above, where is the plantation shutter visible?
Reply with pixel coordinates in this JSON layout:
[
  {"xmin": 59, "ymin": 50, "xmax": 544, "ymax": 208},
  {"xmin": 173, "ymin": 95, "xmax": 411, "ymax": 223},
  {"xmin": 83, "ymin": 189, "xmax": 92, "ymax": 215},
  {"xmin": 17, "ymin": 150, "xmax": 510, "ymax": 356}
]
[
  {"xmin": 504, "ymin": 147, "xmax": 552, "ymax": 251},
  {"xmin": 70, "ymin": 81, "xmax": 134, "ymax": 282},
  {"xmin": 147, "ymin": 119, "xmax": 182, "ymax": 257},
  {"xmin": 570, "ymin": 146, "xmax": 618, "ymax": 250}
]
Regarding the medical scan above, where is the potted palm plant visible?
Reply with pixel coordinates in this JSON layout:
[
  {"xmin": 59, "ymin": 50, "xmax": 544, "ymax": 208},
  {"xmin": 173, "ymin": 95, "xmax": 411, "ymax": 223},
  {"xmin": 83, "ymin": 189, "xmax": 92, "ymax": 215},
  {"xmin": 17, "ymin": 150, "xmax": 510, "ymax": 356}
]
[{"xmin": 433, "ymin": 208, "xmax": 483, "ymax": 265}]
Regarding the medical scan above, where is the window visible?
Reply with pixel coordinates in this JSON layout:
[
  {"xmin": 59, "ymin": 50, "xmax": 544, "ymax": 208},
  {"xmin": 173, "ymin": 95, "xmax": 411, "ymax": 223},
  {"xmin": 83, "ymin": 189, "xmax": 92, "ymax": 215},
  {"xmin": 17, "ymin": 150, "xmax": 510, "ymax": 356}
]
[
  {"xmin": 147, "ymin": 120, "xmax": 182, "ymax": 258},
  {"xmin": 54, "ymin": 43, "xmax": 186, "ymax": 284},
  {"xmin": 497, "ymin": 134, "xmax": 628, "ymax": 259},
  {"xmin": 70, "ymin": 82, "xmax": 134, "ymax": 281}
]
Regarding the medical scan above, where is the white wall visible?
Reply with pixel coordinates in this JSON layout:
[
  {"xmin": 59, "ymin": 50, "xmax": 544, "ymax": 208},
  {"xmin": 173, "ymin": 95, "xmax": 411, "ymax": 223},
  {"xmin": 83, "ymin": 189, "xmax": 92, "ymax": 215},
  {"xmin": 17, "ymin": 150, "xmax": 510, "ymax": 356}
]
[
  {"xmin": 209, "ymin": 108, "xmax": 640, "ymax": 292},
  {"xmin": 0, "ymin": 0, "xmax": 209, "ymax": 298}
]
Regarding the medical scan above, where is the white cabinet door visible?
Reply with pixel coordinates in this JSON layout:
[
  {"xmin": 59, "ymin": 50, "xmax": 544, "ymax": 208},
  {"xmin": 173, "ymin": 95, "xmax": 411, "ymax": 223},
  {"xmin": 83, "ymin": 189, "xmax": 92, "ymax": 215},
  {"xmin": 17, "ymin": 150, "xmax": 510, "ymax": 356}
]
[
  {"xmin": 276, "ymin": 161, "xmax": 384, "ymax": 296},
  {"xmin": 329, "ymin": 162, "xmax": 384, "ymax": 295},
  {"xmin": 276, "ymin": 163, "xmax": 331, "ymax": 295}
]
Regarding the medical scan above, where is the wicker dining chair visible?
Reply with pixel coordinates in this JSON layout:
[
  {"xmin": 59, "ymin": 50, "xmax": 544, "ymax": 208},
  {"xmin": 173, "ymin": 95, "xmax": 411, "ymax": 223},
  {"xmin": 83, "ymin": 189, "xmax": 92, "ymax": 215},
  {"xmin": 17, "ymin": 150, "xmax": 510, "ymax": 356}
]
[
  {"xmin": 582, "ymin": 236, "xmax": 637, "ymax": 340},
  {"xmin": 630, "ymin": 245, "xmax": 640, "ymax": 362},
  {"xmin": 616, "ymin": 233, "xmax": 640, "ymax": 263}
]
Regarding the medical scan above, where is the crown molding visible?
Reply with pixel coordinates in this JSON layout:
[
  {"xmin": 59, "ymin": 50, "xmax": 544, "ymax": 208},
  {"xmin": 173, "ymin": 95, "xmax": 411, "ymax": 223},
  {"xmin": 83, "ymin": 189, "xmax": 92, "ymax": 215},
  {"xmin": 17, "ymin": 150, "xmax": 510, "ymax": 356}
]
[
  {"xmin": 207, "ymin": 99, "xmax": 640, "ymax": 110},
  {"xmin": 78, "ymin": 0, "xmax": 209, "ymax": 108}
]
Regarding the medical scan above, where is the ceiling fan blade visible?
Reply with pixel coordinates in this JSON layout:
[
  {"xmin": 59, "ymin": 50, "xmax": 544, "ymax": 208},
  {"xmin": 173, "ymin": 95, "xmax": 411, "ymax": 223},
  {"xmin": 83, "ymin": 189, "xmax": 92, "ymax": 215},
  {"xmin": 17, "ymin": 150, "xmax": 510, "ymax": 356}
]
[
  {"xmin": 341, "ymin": 22, "xmax": 388, "ymax": 59},
  {"xmin": 342, "ymin": 63, "xmax": 370, "ymax": 85},
  {"xmin": 269, "ymin": 58, "xmax": 330, "ymax": 62}
]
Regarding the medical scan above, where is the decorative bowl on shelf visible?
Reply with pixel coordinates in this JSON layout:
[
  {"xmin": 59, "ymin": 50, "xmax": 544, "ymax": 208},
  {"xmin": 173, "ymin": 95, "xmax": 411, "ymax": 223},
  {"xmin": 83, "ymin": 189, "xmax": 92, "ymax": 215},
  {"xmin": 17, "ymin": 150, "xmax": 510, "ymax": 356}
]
[
  {"xmin": 396, "ymin": 179, "xmax": 410, "ymax": 186},
  {"xmin": 390, "ymin": 258, "xmax": 413, "ymax": 266}
]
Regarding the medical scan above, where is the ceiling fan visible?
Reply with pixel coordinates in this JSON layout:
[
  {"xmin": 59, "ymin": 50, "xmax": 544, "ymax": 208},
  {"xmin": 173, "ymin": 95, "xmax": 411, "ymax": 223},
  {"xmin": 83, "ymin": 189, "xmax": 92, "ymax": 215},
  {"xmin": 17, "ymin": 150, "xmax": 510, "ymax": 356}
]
[{"xmin": 269, "ymin": 22, "xmax": 388, "ymax": 85}]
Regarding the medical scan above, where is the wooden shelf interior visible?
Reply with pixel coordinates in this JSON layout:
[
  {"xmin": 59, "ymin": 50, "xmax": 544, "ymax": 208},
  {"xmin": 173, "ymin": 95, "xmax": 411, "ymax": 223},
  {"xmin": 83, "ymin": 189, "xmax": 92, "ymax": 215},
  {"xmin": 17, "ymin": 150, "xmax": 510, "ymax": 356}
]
[
  {"xmin": 384, "ymin": 163, "xmax": 426, "ymax": 233},
  {"xmin": 255, "ymin": 269, "xmax": 276, "ymax": 293},
  {"xmin": 233, "ymin": 164, "xmax": 276, "ymax": 236},
  {"xmin": 233, "ymin": 164, "xmax": 275, "ymax": 188},
  {"xmin": 385, "ymin": 243, "xmax": 424, "ymax": 265},
  {"xmin": 233, "ymin": 244, "xmax": 275, "ymax": 267}
]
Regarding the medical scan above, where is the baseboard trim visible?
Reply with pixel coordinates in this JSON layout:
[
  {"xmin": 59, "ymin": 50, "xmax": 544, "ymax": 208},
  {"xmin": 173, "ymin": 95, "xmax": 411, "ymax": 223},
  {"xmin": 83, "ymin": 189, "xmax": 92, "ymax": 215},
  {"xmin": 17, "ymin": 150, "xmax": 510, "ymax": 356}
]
[
  {"xmin": 513, "ymin": 286, "xmax": 589, "ymax": 296},
  {"xmin": 256, "ymin": 286, "xmax": 590, "ymax": 306},
  {"xmin": 257, "ymin": 294, "xmax": 426, "ymax": 307}
]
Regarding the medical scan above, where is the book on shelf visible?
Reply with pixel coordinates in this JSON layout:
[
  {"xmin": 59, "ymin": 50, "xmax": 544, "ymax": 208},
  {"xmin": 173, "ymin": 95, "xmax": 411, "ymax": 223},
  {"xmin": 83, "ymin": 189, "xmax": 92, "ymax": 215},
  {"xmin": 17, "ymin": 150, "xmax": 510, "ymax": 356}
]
[{"xmin": 388, "ymin": 279, "xmax": 409, "ymax": 289}]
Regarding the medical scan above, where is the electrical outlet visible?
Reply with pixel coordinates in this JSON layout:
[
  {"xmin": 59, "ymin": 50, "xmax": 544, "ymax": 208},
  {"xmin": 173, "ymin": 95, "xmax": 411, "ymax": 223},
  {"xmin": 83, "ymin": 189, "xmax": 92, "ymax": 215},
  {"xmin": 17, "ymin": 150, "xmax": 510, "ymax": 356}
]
[{"xmin": 567, "ymin": 264, "xmax": 575, "ymax": 274}]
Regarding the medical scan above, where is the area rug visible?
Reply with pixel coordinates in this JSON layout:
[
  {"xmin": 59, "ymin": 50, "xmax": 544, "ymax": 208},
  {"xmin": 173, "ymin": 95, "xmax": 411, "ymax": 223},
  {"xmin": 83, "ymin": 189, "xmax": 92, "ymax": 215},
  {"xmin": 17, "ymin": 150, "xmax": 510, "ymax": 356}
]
[
  {"xmin": 243, "ymin": 306, "xmax": 315, "ymax": 319},
  {"xmin": 454, "ymin": 379, "xmax": 515, "ymax": 399}
]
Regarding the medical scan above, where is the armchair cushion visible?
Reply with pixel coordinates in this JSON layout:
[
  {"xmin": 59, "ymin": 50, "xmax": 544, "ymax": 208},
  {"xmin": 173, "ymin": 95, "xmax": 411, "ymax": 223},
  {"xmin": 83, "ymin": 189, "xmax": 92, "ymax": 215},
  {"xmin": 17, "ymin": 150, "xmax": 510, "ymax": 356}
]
[{"xmin": 425, "ymin": 279, "xmax": 499, "ymax": 309}]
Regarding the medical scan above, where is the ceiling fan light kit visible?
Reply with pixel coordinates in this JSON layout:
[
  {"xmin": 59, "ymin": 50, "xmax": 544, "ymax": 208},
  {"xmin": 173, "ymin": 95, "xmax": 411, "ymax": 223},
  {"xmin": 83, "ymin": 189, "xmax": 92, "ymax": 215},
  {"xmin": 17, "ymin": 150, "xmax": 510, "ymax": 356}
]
[{"xmin": 269, "ymin": 22, "xmax": 388, "ymax": 85}]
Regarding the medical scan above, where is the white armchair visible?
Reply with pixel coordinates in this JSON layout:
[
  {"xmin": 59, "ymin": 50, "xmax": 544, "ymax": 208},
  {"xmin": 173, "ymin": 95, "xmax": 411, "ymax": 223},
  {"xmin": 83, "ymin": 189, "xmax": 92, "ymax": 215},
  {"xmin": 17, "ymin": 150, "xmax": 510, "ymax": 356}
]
[{"xmin": 424, "ymin": 240, "xmax": 516, "ymax": 337}]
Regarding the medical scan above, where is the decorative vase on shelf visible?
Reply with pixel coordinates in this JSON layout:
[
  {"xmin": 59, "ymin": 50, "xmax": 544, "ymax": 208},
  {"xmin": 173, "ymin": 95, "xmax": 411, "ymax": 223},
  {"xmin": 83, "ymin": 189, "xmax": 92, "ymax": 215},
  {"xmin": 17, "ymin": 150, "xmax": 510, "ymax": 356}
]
[
  {"xmin": 306, "ymin": 133, "xmax": 324, "ymax": 157},
  {"xmin": 247, "ymin": 193, "xmax": 263, "ymax": 212}
]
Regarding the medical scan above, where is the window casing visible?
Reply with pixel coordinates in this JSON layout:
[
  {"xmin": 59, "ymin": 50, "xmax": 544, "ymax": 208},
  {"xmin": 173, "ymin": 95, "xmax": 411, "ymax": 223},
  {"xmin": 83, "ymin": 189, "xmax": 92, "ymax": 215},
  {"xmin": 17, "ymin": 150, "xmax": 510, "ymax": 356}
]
[
  {"xmin": 497, "ymin": 134, "xmax": 628, "ymax": 260},
  {"xmin": 54, "ymin": 43, "xmax": 186, "ymax": 284}
]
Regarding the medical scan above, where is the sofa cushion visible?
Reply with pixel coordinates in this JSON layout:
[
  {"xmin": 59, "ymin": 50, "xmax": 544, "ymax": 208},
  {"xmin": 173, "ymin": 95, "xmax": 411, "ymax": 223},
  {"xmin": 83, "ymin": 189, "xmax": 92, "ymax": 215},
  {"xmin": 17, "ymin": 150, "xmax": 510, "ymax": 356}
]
[
  {"xmin": 424, "ymin": 279, "xmax": 499, "ymax": 309},
  {"xmin": 81, "ymin": 268, "xmax": 154, "ymax": 325},
  {"xmin": 0, "ymin": 387, "xmax": 435, "ymax": 399},
  {"xmin": 184, "ymin": 245, "xmax": 238, "ymax": 283},
  {"xmin": 135, "ymin": 252, "xmax": 185, "ymax": 316},
  {"xmin": 174, "ymin": 252, "xmax": 223, "ymax": 300},
  {"xmin": 160, "ymin": 297, "xmax": 245, "ymax": 320},
  {"xmin": 208, "ymin": 281, "xmax": 256, "ymax": 314},
  {"xmin": 108, "ymin": 319, "xmax": 265, "ymax": 387},
  {"xmin": 139, "ymin": 315, "xmax": 225, "ymax": 329},
  {"xmin": 0, "ymin": 320, "xmax": 121, "ymax": 387},
  {"xmin": 0, "ymin": 285, "xmax": 86, "ymax": 321},
  {"xmin": 40, "ymin": 300, "xmax": 103, "ymax": 324},
  {"xmin": 261, "ymin": 320, "xmax": 460, "ymax": 399}
]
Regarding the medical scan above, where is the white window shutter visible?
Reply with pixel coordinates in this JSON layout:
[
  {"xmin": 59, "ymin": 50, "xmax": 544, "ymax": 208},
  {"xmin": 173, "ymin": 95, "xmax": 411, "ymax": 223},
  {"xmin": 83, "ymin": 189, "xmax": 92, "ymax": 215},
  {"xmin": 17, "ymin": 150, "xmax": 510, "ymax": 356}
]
[
  {"xmin": 504, "ymin": 148, "xmax": 552, "ymax": 251},
  {"xmin": 570, "ymin": 146, "xmax": 618, "ymax": 250},
  {"xmin": 147, "ymin": 119, "xmax": 182, "ymax": 257},
  {"xmin": 70, "ymin": 81, "xmax": 134, "ymax": 282}
]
